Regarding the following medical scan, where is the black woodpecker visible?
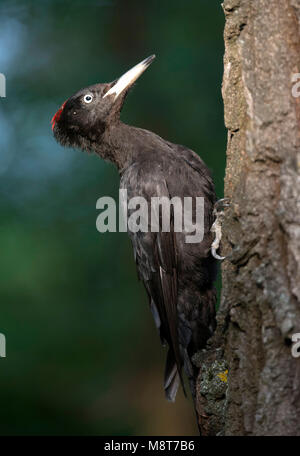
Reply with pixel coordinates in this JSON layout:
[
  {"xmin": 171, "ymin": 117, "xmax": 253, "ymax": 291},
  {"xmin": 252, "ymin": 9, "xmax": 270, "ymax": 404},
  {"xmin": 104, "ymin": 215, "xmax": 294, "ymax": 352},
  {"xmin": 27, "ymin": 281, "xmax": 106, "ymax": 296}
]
[{"xmin": 52, "ymin": 55, "xmax": 217, "ymax": 408}]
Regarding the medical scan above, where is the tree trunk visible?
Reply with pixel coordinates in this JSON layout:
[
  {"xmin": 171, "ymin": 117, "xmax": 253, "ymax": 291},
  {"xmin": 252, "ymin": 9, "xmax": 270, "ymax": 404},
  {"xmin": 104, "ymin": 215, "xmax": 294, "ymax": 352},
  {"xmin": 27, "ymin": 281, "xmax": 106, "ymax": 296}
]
[{"xmin": 195, "ymin": 0, "xmax": 300, "ymax": 435}]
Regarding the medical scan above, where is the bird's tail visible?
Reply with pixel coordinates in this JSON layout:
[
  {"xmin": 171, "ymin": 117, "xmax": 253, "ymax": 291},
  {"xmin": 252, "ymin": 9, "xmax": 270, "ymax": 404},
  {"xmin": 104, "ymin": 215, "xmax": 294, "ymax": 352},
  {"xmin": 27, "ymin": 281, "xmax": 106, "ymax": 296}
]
[
  {"xmin": 182, "ymin": 347, "xmax": 203, "ymax": 434},
  {"xmin": 164, "ymin": 346, "xmax": 202, "ymax": 433},
  {"xmin": 163, "ymin": 333, "xmax": 198, "ymax": 403},
  {"xmin": 164, "ymin": 348, "xmax": 182, "ymax": 402}
]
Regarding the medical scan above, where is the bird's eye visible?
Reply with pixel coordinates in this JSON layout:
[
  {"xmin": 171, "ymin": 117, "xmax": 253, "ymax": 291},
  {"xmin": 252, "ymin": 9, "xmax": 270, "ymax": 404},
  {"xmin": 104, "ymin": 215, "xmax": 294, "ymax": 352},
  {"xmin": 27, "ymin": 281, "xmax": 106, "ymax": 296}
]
[{"xmin": 83, "ymin": 94, "xmax": 93, "ymax": 104}]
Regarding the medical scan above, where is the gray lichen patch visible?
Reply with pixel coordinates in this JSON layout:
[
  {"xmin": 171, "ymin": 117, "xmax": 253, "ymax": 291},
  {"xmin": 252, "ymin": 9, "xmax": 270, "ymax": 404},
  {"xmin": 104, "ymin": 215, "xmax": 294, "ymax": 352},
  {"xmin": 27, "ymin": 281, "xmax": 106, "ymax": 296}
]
[
  {"xmin": 199, "ymin": 360, "xmax": 228, "ymax": 399},
  {"xmin": 196, "ymin": 358, "xmax": 228, "ymax": 436}
]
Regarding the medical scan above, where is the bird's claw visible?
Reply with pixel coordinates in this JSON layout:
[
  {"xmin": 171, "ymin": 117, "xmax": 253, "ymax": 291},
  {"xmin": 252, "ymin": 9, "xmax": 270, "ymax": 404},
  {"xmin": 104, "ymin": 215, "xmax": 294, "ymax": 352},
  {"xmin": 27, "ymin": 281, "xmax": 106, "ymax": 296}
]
[
  {"xmin": 211, "ymin": 198, "xmax": 230, "ymax": 261},
  {"xmin": 213, "ymin": 198, "xmax": 230, "ymax": 216}
]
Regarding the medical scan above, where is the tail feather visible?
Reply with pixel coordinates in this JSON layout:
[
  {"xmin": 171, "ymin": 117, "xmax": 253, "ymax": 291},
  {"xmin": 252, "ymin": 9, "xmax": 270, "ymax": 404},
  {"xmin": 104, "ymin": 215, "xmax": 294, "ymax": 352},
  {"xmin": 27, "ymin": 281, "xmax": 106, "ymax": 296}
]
[
  {"xmin": 164, "ymin": 348, "xmax": 185, "ymax": 402},
  {"xmin": 165, "ymin": 369, "xmax": 180, "ymax": 402}
]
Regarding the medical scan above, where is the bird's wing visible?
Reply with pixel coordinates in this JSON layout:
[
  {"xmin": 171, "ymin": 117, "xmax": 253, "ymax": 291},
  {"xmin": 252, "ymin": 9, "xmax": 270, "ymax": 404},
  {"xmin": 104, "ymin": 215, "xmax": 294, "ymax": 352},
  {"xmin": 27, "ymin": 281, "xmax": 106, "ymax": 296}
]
[
  {"xmin": 165, "ymin": 140, "xmax": 216, "ymax": 209},
  {"xmin": 123, "ymin": 169, "xmax": 184, "ymax": 398}
]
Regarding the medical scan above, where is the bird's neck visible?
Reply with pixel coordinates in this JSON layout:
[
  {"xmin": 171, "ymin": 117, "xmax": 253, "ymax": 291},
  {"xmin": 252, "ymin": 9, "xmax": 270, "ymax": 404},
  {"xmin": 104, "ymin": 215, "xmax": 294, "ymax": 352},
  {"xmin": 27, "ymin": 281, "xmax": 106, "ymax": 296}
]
[{"xmin": 92, "ymin": 121, "xmax": 147, "ymax": 172}]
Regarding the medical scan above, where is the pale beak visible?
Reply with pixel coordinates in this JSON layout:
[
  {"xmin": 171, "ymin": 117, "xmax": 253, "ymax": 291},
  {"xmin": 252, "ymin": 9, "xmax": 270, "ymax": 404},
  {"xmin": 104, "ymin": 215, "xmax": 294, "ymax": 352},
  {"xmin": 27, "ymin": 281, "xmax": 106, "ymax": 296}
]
[{"xmin": 103, "ymin": 54, "xmax": 156, "ymax": 101}]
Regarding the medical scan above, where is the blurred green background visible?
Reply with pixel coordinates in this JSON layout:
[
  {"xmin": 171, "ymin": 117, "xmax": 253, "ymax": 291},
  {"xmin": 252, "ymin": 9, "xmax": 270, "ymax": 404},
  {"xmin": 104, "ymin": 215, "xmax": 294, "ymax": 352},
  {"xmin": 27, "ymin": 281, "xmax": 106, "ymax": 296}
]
[{"xmin": 0, "ymin": 0, "xmax": 226, "ymax": 435}]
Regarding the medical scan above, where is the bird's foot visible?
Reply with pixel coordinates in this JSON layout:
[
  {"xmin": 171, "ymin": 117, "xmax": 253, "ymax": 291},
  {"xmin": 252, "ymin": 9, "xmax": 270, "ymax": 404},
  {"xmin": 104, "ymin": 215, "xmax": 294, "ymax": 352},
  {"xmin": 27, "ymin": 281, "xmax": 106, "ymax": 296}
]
[{"xmin": 211, "ymin": 198, "xmax": 230, "ymax": 260}]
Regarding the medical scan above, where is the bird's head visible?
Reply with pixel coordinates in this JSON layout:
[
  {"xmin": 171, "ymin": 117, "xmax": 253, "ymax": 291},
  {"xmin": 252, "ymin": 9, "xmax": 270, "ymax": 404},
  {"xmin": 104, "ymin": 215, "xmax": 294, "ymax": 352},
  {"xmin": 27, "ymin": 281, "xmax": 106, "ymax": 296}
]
[{"xmin": 52, "ymin": 55, "xmax": 155, "ymax": 151}]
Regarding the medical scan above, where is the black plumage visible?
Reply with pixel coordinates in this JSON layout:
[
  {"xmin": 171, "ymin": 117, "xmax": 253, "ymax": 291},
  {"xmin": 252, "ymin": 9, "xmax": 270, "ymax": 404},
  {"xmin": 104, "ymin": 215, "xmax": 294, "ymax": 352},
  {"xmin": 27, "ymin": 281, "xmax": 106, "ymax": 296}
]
[{"xmin": 52, "ymin": 55, "xmax": 217, "ymax": 405}]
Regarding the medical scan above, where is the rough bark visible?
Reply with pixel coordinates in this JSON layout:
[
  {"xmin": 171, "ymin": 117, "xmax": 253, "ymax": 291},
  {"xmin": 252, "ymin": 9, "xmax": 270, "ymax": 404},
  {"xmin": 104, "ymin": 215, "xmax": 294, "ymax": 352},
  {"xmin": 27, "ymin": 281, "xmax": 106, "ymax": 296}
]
[{"xmin": 195, "ymin": 0, "xmax": 300, "ymax": 435}]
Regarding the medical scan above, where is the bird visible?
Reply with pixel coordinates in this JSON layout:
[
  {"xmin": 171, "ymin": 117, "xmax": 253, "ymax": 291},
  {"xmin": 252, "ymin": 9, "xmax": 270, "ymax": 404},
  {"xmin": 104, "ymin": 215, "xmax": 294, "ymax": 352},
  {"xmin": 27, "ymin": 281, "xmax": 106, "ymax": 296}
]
[{"xmin": 52, "ymin": 55, "xmax": 217, "ymax": 413}]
